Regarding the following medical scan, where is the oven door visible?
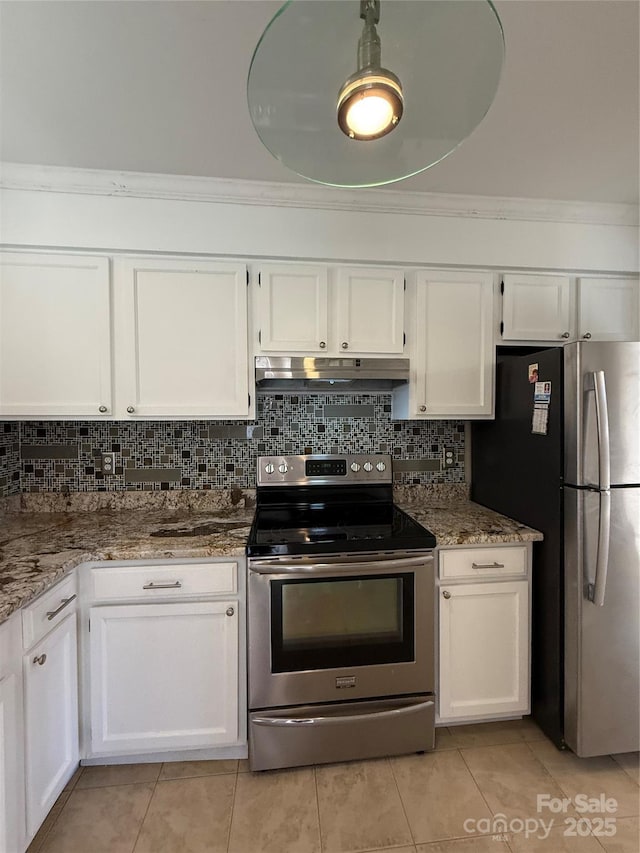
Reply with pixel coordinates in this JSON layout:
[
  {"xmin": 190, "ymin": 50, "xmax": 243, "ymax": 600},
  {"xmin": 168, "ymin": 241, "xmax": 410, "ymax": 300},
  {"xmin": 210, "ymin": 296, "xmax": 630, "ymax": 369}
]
[{"xmin": 248, "ymin": 552, "xmax": 434, "ymax": 709}]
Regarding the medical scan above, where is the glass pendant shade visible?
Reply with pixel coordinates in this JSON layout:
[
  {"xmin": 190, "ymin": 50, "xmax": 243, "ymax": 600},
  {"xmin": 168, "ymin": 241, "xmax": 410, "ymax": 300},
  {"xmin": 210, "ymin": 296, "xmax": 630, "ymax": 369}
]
[{"xmin": 247, "ymin": 0, "xmax": 504, "ymax": 188}]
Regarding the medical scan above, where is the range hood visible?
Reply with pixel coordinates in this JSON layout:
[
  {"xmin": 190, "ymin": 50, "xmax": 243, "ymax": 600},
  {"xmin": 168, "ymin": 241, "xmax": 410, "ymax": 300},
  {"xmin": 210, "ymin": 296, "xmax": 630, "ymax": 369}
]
[{"xmin": 255, "ymin": 356, "xmax": 410, "ymax": 392}]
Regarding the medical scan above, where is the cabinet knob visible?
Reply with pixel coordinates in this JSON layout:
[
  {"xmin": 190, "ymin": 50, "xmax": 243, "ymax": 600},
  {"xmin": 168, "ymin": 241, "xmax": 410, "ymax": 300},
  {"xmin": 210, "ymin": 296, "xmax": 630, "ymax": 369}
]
[
  {"xmin": 583, "ymin": 332, "xmax": 592, "ymax": 339},
  {"xmin": 442, "ymin": 590, "xmax": 451, "ymax": 599},
  {"xmin": 319, "ymin": 341, "xmax": 326, "ymax": 349},
  {"xmin": 226, "ymin": 606, "xmax": 235, "ymax": 617},
  {"xmin": 33, "ymin": 653, "xmax": 47, "ymax": 666},
  {"xmin": 98, "ymin": 405, "xmax": 107, "ymax": 413},
  {"xmin": 341, "ymin": 341, "xmax": 349, "ymax": 349},
  {"xmin": 127, "ymin": 406, "xmax": 135, "ymax": 414},
  {"xmin": 561, "ymin": 332, "xmax": 570, "ymax": 339},
  {"xmin": 419, "ymin": 405, "xmax": 427, "ymax": 413}
]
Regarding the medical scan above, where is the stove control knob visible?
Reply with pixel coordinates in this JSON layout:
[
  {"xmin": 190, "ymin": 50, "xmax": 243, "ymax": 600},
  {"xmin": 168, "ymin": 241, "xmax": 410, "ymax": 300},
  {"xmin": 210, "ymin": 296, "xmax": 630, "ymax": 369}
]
[
  {"xmin": 350, "ymin": 462, "xmax": 361, "ymax": 472},
  {"xmin": 363, "ymin": 461, "xmax": 373, "ymax": 472},
  {"xmin": 376, "ymin": 461, "xmax": 386, "ymax": 472},
  {"xmin": 264, "ymin": 463, "xmax": 275, "ymax": 475},
  {"xmin": 278, "ymin": 462, "xmax": 289, "ymax": 474}
]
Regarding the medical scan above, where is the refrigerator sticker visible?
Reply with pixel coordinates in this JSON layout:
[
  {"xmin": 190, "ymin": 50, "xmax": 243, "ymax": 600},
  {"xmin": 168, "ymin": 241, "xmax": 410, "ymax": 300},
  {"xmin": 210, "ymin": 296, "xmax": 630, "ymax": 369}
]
[
  {"xmin": 528, "ymin": 363, "xmax": 539, "ymax": 383},
  {"xmin": 534, "ymin": 381, "xmax": 552, "ymax": 403},
  {"xmin": 532, "ymin": 404, "xmax": 549, "ymax": 435}
]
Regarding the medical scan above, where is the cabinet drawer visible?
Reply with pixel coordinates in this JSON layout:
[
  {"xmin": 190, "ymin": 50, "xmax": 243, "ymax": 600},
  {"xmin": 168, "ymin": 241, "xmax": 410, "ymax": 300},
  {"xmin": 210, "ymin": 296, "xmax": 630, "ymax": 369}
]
[
  {"xmin": 22, "ymin": 573, "xmax": 77, "ymax": 650},
  {"xmin": 88, "ymin": 561, "xmax": 237, "ymax": 602},
  {"xmin": 439, "ymin": 547, "xmax": 527, "ymax": 580}
]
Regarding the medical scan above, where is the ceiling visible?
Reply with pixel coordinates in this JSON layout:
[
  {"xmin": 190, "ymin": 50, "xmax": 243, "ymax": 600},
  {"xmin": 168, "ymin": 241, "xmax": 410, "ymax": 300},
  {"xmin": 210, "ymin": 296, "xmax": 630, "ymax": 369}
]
[{"xmin": 1, "ymin": 0, "xmax": 638, "ymax": 205}]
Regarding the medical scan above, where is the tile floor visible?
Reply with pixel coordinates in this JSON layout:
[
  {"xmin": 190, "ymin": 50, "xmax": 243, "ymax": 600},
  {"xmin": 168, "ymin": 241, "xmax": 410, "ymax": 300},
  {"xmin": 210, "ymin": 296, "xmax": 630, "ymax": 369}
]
[{"xmin": 28, "ymin": 719, "xmax": 639, "ymax": 853}]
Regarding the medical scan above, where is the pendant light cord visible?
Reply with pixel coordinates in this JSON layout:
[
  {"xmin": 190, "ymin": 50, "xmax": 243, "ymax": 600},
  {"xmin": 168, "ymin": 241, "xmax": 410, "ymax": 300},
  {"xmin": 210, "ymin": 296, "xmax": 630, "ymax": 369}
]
[{"xmin": 358, "ymin": 0, "xmax": 382, "ymax": 71}]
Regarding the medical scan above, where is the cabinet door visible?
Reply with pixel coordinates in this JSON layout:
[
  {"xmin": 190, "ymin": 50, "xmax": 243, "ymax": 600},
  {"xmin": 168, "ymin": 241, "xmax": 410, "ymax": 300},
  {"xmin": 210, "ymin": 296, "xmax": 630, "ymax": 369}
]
[
  {"xmin": 89, "ymin": 601, "xmax": 238, "ymax": 754},
  {"xmin": 439, "ymin": 580, "xmax": 529, "ymax": 721},
  {"xmin": 501, "ymin": 273, "xmax": 572, "ymax": 341},
  {"xmin": 335, "ymin": 267, "xmax": 404, "ymax": 353},
  {"xmin": 0, "ymin": 671, "xmax": 25, "ymax": 853},
  {"xmin": 414, "ymin": 271, "xmax": 494, "ymax": 417},
  {"xmin": 0, "ymin": 673, "xmax": 25, "ymax": 853},
  {"xmin": 577, "ymin": 277, "xmax": 639, "ymax": 342},
  {"xmin": 118, "ymin": 258, "xmax": 249, "ymax": 418},
  {"xmin": 24, "ymin": 614, "xmax": 79, "ymax": 839},
  {"xmin": 0, "ymin": 252, "xmax": 112, "ymax": 418},
  {"xmin": 257, "ymin": 264, "xmax": 329, "ymax": 352}
]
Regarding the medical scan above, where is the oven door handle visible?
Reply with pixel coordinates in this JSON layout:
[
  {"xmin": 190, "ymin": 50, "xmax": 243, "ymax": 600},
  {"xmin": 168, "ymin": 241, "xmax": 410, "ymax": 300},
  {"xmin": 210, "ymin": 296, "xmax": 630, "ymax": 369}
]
[
  {"xmin": 252, "ymin": 699, "xmax": 434, "ymax": 727},
  {"xmin": 248, "ymin": 554, "xmax": 432, "ymax": 575}
]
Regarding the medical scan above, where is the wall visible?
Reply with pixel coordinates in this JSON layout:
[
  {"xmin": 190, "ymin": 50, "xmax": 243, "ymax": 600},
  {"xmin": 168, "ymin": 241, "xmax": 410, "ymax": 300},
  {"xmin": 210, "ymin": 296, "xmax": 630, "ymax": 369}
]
[{"xmin": 6, "ymin": 393, "xmax": 464, "ymax": 493}]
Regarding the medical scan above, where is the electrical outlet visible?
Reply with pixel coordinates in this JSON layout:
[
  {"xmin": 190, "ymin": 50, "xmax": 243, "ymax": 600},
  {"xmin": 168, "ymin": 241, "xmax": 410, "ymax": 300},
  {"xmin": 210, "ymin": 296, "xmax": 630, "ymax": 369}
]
[
  {"xmin": 100, "ymin": 452, "xmax": 115, "ymax": 475},
  {"xmin": 442, "ymin": 446, "xmax": 456, "ymax": 469}
]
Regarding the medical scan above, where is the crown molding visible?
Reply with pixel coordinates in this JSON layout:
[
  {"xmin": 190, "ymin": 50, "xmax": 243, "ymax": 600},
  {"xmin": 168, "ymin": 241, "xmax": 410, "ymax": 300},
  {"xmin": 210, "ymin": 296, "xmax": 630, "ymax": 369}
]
[{"xmin": 1, "ymin": 162, "xmax": 638, "ymax": 228}]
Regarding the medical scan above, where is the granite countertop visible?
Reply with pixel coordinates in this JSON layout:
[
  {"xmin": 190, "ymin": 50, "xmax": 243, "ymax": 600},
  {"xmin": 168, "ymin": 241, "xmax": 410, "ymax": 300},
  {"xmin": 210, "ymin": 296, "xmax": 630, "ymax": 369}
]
[
  {"xmin": 0, "ymin": 491, "xmax": 255, "ymax": 625},
  {"xmin": 0, "ymin": 487, "xmax": 542, "ymax": 625},
  {"xmin": 394, "ymin": 489, "xmax": 544, "ymax": 547}
]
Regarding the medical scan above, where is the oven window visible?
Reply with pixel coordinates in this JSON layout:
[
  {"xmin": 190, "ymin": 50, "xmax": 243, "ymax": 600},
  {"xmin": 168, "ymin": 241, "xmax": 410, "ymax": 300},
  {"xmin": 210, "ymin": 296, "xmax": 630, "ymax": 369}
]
[{"xmin": 270, "ymin": 573, "xmax": 414, "ymax": 672}]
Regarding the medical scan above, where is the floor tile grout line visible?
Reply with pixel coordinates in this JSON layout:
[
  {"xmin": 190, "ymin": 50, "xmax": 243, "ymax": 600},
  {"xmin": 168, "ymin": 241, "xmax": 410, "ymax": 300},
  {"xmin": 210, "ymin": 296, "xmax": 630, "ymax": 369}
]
[
  {"xmin": 224, "ymin": 766, "xmax": 239, "ymax": 853},
  {"xmin": 130, "ymin": 763, "xmax": 162, "ymax": 853},
  {"xmin": 313, "ymin": 765, "xmax": 324, "ymax": 853},
  {"xmin": 386, "ymin": 754, "xmax": 417, "ymax": 848},
  {"xmin": 610, "ymin": 754, "xmax": 640, "ymax": 787},
  {"xmin": 456, "ymin": 745, "xmax": 496, "ymax": 821}
]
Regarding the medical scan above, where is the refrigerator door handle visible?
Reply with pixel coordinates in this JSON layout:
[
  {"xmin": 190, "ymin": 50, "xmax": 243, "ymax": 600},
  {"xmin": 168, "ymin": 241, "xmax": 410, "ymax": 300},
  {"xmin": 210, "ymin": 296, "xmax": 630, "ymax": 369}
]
[
  {"xmin": 588, "ymin": 489, "xmax": 611, "ymax": 607},
  {"xmin": 591, "ymin": 370, "xmax": 611, "ymax": 491}
]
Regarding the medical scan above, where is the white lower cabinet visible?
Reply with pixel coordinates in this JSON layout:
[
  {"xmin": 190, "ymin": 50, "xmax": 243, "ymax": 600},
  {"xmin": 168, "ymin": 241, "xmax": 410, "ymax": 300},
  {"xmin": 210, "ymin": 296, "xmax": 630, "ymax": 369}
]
[
  {"xmin": 23, "ymin": 613, "xmax": 79, "ymax": 839},
  {"xmin": 0, "ymin": 614, "xmax": 25, "ymax": 853},
  {"xmin": 82, "ymin": 558, "xmax": 245, "ymax": 760},
  {"xmin": 20, "ymin": 573, "xmax": 80, "ymax": 845},
  {"xmin": 89, "ymin": 600, "xmax": 238, "ymax": 754},
  {"xmin": 437, "ymin": 545, "xmax": 531, "ymax": 724}
]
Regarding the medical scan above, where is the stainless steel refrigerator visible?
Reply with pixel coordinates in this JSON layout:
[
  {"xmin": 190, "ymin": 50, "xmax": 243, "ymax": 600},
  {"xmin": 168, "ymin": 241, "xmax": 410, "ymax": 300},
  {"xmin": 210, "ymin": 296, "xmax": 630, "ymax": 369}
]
[{"xmin": 472, "ymin": 341, "xmax": 640, "ymax": 757}]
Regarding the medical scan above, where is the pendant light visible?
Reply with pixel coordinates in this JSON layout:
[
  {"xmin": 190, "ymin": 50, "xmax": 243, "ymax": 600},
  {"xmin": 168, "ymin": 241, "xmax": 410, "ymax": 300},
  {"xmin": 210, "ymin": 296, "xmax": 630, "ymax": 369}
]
[
  {"xmin": 247, "ymin": 0, "xmax": 504, "ymax": 188},
  {"xmin": 337, "ymin": 1, "xmax": 403, "ymax": 141}
]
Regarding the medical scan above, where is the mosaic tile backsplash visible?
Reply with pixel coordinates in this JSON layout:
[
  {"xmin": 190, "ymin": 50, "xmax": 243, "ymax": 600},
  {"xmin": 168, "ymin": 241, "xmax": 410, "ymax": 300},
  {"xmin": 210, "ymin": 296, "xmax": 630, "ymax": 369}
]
[
  {"xmin": 3, "ymin": 393, "xmax": 465, "ymax": 493},
  {"xmin": 0, "ymin": 423, "xmax": 20, "ymax": 497}
]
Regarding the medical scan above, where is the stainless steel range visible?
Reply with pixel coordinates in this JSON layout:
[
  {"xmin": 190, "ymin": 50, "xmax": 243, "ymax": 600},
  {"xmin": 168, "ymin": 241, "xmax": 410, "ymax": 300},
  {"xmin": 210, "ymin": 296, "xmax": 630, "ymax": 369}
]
[{"xmin": 246, "ymin": 454, "xmax": 436, "ymax": 771}]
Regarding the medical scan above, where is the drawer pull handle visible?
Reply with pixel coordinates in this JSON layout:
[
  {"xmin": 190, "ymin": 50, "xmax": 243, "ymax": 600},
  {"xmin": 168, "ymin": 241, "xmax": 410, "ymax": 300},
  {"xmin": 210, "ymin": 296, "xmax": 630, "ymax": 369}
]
[
  {"xmin": 142, "ymin": 581, "xmax": 183, "ymax": 590},
  {"xmin": 226, "ymin": 606, "xmax": 235, "ymax": 617},
  {"xmin": 33, "ymin": 654, "xmax": 47, "ymax": 666},
  {"xmin": 46, "ymin": 595, "xmax": 77, "ymax": 620},
  {"xmin": 442, "ymin": 590, "xmax": 451, "ymax": 599},
  {"xmin": 471, "ymin": 562, "xmax": 505, "ymax": 570}
]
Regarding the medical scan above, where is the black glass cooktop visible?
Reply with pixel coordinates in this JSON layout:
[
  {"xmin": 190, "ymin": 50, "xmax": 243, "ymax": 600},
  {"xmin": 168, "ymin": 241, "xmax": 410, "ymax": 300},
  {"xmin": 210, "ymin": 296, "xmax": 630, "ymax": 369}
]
[{"xmin": 246, "ymin": 500, "xmax": 436, "ymax": 557}]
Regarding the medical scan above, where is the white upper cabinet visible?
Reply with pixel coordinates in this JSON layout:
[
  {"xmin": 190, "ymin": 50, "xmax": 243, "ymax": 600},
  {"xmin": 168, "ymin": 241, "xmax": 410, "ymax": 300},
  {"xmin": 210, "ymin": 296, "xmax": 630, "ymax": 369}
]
[
  {"xmin": 256, "ymin": 264, "xmax": 329, "ymax": 352},
  {"xmin": 117, "ymin": 258, "xmax": 250, "ymax": 419},
  {"xmin": 255, "ymin": 263, "xmax": 405, "ymax": 355},
  {"xmin": 500, "ymin": 273, "xmax": 639, "ymax": 343},
  {"xmin": 577, "ymin": 277, "xmax": 639, "ymax": 341},
  {"xmin": 335, "ymin": 267, "xmax": 405, "ymax": 353},
  {"xmin": 501, "ymin": 273, "xmax": 573, "ymax": 341},
  {"xmin": 0, "ymin": 252, "xmax": 112, "ymax": 418},
  {"xmin": 394, "ymin": 270, "xmax": 494, "ymax": 419}
]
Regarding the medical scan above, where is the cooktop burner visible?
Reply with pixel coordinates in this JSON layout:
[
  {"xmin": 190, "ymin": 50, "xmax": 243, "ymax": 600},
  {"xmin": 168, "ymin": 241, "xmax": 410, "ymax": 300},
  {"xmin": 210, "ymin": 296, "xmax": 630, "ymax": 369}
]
[{"xmin": 246, "ymin": 454, "xmax": 436, "ymax": 557}]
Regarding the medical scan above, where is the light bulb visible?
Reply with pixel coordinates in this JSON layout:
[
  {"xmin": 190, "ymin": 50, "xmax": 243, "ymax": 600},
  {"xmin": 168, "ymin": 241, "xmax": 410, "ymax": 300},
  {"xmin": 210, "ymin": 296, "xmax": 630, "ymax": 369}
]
[
  {"xmin": 345, "ymin": 91, "xmax": 395, "ymax": 138},
  {"xmin": 337, "ymin": 71, "xmax": 403, "ymax": 141}
]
